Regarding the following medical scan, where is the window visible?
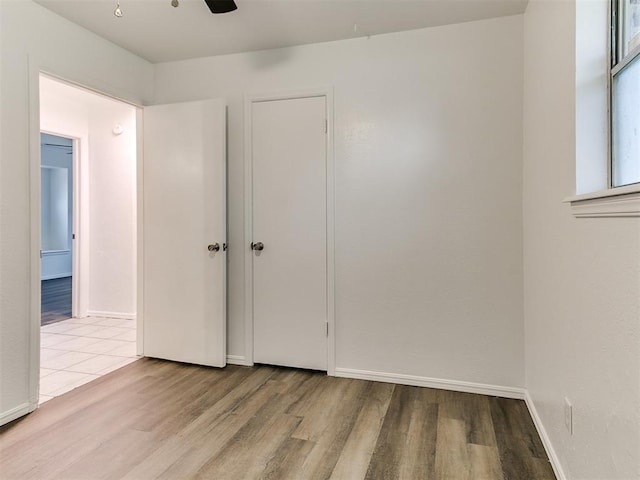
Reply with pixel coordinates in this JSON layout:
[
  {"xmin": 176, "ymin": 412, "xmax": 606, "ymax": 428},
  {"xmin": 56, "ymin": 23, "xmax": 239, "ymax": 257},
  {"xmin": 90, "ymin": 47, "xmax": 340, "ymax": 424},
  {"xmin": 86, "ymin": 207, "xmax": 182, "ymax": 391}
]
[
  {"xmin": 567, "ymin": 0, "xmax": 640, "ymax": 216},
  {"xmin": 611, "ymin": 0, "xmax": 640, "ymax": 187}
]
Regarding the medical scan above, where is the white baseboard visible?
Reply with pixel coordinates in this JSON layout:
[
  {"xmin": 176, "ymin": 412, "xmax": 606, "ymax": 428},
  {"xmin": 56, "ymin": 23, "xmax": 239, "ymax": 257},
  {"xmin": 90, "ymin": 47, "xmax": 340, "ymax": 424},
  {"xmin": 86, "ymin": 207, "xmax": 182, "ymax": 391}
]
[
  {"xmin": 41, "ymin": 273, "xmax": 72, "ymax": 281},
  {"xmin": 227, "ymin": 354, "xmax": 253, "ymax": 366},
  {"xmin": 0, "ymin": 402, "xmax": 36, "ymax": 427},
  {"xmin": 87, "ymin": 310, "xmax": 136, "ymax": 320},
  {"xmin": 524, "ymin": 391, "xmax": 567, "ymax": 480},
  {"xmin": 334, "ymin": 367, "xmax": 525, "ymax": 399}
]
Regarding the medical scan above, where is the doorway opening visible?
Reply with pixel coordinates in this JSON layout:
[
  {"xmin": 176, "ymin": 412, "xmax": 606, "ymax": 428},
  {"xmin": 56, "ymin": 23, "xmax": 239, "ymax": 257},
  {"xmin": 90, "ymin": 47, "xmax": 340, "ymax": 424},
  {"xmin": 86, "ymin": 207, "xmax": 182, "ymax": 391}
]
[
  {"xmin": 40, "ymin": 133, "xmax": 74, "ymax": 326},
  {"xmin": 38, "ymin": 74, "xmax": 139, "ymax": 404}
]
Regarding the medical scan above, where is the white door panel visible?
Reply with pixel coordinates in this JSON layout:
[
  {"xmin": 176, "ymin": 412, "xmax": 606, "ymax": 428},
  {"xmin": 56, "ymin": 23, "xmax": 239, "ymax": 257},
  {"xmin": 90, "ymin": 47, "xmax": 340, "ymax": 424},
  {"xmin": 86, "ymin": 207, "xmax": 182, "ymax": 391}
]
[
  {"xmin": 252, "ymin": 96, "xmax": 327, "ymax": 371},
  {"xmin": 143, "ymin": 99, "xmax": 226, "ymax": 367}
]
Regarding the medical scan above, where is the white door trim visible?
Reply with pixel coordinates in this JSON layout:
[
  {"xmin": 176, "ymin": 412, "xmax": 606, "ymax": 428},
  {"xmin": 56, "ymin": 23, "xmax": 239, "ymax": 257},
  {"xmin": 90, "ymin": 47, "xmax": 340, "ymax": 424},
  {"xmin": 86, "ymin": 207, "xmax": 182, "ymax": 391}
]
[
  {"xmin": 40, "ymin": 130, "xmax": 87, "ymax": 320},
  {"xmin": 135, "ymin": 108, "xmax": 144, "ymax": 356},
  {"xmin": 28, "ymin": 64, "xmax": 144, "ymax": 408},
  {"xmin": 244, "ymin": 87, "xmax": 335, "ymax": 375}
]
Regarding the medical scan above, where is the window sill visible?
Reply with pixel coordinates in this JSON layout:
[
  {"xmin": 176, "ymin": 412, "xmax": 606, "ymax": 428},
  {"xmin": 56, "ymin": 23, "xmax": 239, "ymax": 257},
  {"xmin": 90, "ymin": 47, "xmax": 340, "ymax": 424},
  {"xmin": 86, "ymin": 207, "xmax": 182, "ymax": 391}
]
[{"xmin": 564, "ymin": 184, "xmax": 640, "ymax": 218}]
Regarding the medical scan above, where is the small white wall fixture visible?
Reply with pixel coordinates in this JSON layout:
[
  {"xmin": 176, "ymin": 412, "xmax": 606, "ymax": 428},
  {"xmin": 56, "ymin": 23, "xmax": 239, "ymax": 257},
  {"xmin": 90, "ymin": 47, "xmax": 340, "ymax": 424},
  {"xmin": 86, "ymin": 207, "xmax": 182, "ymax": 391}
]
[{"xmin": 244, "ymin": 87, "xmax": 335, "ymax": 374}]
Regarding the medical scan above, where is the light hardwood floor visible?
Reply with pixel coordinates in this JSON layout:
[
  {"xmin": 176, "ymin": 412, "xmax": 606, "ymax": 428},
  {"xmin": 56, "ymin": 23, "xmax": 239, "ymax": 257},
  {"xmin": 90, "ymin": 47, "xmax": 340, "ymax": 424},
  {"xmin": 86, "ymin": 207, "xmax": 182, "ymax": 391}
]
[
  {"xmin": 41, "ymin": 277, "xmax": 72, "ymax": 326},
  {"xmin": 0, "ymin": 359, "xmax": 556, "ymax": 480}
]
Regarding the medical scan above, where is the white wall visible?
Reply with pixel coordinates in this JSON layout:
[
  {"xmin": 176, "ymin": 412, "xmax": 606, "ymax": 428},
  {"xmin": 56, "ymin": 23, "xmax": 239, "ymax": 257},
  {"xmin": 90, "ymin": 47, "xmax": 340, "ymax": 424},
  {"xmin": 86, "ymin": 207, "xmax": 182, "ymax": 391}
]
[
  {"xmin": 155, "ymin": 15, "xmax": 525, "ymax": 389},
  {"xmin": 86, "ymin": 97, "xmax": 137, "ymax": 318},
  {"xmin": 0, "ymin": 0, "xmax": 152, "ymax": 424},
  {"xmin": 523, "ymin": 1, "xmax": 640, "ymax": 479}
]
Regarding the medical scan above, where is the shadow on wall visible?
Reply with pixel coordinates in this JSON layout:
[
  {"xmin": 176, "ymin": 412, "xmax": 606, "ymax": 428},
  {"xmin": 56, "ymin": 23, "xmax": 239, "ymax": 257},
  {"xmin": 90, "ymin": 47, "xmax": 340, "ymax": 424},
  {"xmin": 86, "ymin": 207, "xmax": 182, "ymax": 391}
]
[{"xmin": 245, "ymin": 47, "xmax": 294, "ymax": 69}]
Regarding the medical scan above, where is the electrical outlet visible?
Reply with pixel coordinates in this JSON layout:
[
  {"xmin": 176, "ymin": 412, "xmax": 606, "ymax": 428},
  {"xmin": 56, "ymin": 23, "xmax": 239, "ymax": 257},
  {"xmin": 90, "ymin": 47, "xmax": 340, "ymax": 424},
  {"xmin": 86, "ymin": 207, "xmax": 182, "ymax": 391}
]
[{"xmin": 564, "ymin": 397, "xmax": 573, "ymax": 435}]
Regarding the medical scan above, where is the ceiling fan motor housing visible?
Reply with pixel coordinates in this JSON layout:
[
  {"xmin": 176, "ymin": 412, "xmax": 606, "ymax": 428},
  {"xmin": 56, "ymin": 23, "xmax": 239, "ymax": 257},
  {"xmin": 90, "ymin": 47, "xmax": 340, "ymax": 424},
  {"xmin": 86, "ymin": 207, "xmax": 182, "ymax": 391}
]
[{"xmin": 204, "ymin": 0, "xmax": 238, "ymax": 14}]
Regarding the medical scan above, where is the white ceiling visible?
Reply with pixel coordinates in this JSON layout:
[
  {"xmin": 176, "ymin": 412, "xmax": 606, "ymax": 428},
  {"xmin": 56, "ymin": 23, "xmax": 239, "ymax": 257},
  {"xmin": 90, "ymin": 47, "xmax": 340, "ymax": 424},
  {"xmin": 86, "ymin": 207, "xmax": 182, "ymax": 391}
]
[{"xmin": 35, "ymin": 0, "xmax": 528, "ymax": 63}]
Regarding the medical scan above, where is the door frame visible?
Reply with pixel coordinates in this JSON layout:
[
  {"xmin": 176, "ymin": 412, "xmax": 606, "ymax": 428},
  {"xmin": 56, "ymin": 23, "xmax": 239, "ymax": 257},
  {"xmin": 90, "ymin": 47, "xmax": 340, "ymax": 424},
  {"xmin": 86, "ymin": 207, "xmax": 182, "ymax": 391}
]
[
  {"xmin": 39, "ymin": 129, "xmax": 85, "ymax": 319},
  {"xmin": 28, "ymin": 65, "xmax": 144, "ymax": 409},
  {"xmin": 243, "ymin": 87, "xmax": 335, "ymax": 375}
]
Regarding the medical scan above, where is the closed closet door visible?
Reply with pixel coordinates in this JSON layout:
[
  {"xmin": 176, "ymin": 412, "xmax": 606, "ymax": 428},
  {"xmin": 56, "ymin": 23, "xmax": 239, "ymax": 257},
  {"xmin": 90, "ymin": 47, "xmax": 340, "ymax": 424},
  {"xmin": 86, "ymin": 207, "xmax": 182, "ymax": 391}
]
[{"xmin": 251, "ymin": 95, "xmax": 327, "ymax": 371}]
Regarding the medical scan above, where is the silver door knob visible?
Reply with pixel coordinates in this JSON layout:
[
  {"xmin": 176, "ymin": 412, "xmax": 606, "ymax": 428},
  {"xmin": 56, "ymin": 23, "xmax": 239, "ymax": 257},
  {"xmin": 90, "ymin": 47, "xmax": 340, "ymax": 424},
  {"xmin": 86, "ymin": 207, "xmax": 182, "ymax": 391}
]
[
  {"xmin": 251, "ymin": 242, "xmax": 264, "ymax": 251},
  {"xmin": 208, "ymin": 243, "xmax": 220, "ymax": 252}
]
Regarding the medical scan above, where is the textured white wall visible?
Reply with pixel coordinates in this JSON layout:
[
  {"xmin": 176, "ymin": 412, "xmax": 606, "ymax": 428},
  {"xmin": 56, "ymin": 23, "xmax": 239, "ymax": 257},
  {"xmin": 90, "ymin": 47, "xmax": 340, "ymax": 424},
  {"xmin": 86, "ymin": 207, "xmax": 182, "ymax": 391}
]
[
  {"xmin": 523, "ymin": 1, "xmax": 640, "ymax": 478},
  {"xmin": 0, "ymin": 0, "xmax": 152, "ymax": 423},
  {"xmin": 154, "ymin": 15, "xmax": 525, "ymax": 388},
  {"xmin": 87, "ymin": 99, "xmax": 137, "ymax": 317}
]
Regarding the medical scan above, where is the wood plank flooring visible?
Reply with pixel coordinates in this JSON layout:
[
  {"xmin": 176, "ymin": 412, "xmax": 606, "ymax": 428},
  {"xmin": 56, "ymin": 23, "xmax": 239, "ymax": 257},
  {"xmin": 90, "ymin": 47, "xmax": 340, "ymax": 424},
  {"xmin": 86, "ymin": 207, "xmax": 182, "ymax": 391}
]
[
  {"xmin": 0, "ymin": 359, "xmax": 556, "ymax": 480},
  {"xmin": 41, "ymin": 277, "xmax": 72, "ymax": 326}
]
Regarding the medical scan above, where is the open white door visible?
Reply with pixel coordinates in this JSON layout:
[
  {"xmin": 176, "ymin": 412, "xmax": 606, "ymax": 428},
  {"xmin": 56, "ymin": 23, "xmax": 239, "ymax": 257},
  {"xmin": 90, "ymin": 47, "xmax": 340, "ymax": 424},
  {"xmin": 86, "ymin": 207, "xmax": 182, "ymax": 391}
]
[{"xmin": 143, "ymin": 99, "xmax": 226, "ymax": 367}]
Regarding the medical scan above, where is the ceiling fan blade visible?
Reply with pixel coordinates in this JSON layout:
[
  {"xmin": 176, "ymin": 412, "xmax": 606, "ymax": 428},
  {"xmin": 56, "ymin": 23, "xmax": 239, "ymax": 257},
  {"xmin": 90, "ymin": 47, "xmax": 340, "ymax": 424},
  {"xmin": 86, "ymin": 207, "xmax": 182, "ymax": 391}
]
[{"xmin": 204, "ymin": 0, "xmax": 237, "ymax": 14}]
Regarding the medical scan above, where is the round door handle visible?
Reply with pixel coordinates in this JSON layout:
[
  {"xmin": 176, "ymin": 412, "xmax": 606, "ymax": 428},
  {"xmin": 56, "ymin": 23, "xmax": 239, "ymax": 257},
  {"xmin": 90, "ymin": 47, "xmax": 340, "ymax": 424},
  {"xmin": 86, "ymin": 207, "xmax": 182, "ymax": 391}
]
[
  {"xmin": 251, "ymin": 242, "xmax": 264, "ymax": 251},
  {"xmin": 208, "ymin": 243, "xmax": 220, "ymax": 252}
]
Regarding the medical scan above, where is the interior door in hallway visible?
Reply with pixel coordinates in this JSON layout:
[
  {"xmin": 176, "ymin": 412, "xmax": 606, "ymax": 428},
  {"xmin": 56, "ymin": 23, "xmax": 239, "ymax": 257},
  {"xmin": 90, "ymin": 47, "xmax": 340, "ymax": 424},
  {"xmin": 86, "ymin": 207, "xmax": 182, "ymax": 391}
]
[
  {"xmin": 252, "ymin": 95, "xmax": 328, "ymax": 371},
  {"xmin": 143, "ymin": 99, "xmax": 226, "ymax": 367}
]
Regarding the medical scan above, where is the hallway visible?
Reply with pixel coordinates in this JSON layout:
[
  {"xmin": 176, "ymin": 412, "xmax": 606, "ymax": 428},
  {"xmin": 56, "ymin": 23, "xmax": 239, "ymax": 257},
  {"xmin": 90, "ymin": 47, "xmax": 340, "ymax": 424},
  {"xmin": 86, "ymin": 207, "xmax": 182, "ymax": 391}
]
[{"xmin": 40, "ymin": 316, "xmax": 138, "ymax": 403}]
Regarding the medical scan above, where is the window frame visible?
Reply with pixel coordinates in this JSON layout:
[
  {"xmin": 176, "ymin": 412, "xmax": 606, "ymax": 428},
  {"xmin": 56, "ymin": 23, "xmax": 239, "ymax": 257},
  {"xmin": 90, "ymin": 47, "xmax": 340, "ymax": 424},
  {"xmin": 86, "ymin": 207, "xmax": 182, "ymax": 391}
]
[
  {"xmin": 566, "ymin": 0, "xmax": 640, "ymax": 217},
  {"xmin": 610, "ymin": 0, "xmax": 640, "ymax": 188}
]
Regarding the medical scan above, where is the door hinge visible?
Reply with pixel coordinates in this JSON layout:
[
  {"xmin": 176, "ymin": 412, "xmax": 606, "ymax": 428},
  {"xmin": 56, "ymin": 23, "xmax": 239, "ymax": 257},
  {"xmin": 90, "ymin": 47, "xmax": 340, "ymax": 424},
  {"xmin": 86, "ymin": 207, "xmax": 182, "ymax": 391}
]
[
  {"xmin": 325, "ymin": 322, "xmax": 329, "ymax": 337},
  {"xmin": 324, "ymin": 119, "xmax": 328, "ymax": 134}
]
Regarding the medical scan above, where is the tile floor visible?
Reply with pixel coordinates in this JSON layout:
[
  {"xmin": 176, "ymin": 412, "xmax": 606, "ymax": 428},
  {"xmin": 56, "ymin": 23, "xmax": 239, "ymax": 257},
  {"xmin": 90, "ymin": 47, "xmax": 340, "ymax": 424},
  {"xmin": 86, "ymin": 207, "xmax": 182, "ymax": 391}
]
[{"xmin": 40, "ymin": 316, "xmax": 138, "ymax": 404}]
